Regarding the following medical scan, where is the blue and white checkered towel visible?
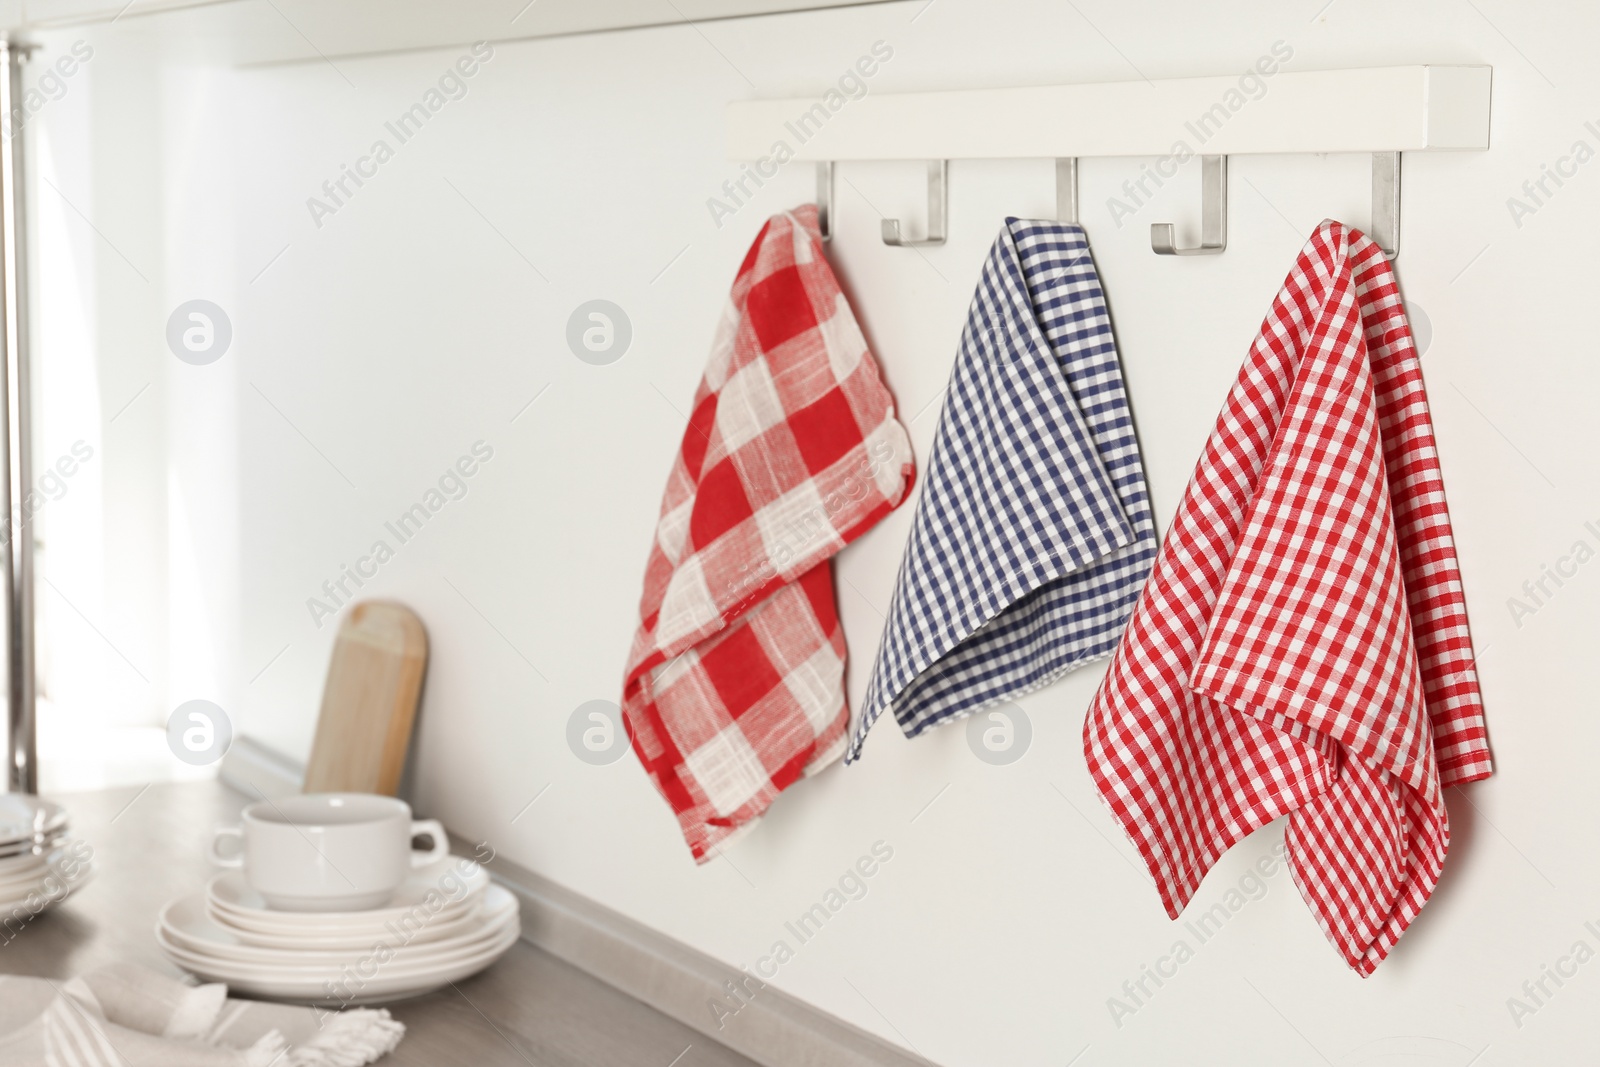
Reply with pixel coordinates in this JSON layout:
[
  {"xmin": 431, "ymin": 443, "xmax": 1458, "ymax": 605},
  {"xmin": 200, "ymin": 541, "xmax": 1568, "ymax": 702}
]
[{"xmin": 844, "ymin": 219, "xmax": 1156, "ymax": 762}]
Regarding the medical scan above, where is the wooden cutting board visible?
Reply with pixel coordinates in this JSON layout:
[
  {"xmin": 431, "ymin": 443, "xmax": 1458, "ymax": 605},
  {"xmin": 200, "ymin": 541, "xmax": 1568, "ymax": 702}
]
[{"xmin": 303, "ymin": 601, "xmax": 428, "ymax": 796}]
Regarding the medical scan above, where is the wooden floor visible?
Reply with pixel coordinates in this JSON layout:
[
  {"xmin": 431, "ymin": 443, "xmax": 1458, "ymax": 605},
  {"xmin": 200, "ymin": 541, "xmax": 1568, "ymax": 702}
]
[{"xmin": 1, "ymin": 780, "xmax": 759, "ymax": 1067}]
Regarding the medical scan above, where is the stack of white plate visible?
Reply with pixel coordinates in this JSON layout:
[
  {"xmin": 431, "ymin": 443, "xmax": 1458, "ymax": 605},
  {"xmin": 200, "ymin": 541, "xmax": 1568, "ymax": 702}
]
[
  {"xmin": 0, "ymin": 794, "xmax": 93, "ymax": 915},
  {"xmin": 156, "ymin": 858, "xmax": 520, "ymax": 1005}
]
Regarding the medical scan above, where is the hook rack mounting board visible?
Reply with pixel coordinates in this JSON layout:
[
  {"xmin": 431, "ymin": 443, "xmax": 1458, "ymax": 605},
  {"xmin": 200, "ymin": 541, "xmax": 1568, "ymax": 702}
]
[{"xmin": 726, "ymin": 65, "xmax": 1490, "ymax": 161}]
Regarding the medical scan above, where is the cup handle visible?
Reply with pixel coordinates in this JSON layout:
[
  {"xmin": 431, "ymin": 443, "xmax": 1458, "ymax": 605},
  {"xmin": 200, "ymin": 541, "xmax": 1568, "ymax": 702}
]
[
  {"xmin": 208, "ymin": 826, "xmax": 244, "ymax": 868},
  {"xmin": 409, "ymin": 819, "xmax": 450, "ymax": 868}
]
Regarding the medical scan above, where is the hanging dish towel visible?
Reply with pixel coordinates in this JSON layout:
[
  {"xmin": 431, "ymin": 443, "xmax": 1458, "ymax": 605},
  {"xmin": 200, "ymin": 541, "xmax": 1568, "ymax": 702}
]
[
  {"xmin": 0, "ymin": 962, "xmax": 403, "ymax": 1066},
  {"xmin": 1084, "ymin": 221, "xmax": 1492, "ymax": 974},
  {"xmin": 846, "ymin": 219, "xmax": 1156, "ymax": 761},
  {"xmin": 623, "ymin": 206, "xmax": 915, "ymax": 861}
]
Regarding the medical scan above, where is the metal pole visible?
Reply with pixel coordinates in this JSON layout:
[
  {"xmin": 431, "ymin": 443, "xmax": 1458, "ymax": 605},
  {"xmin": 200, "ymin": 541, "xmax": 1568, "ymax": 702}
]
[{"xmin": 0, "ymin": 38, "xmax": 35, "ymax": 795}]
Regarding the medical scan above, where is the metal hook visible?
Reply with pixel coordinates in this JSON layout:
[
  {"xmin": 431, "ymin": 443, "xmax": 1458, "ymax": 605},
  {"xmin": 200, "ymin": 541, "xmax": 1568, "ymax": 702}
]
[
  {"xmin": 1371, "ymin": 151, "xmax": 1400, "ymax": 259},
  {"xmin": 1056, "ymin": 158, "xmax": 1078, "ymax": 225},
  {"xmin": 882, "ymin": 160, "xmax": 947, "ymax": 247},
  {"xmin": 1152, "ymin": 155, "xmax": 1227, "ymax": 256},
  {"xmin": 816, "ymin": 162, "xmax": 833, "ymax": 243}
]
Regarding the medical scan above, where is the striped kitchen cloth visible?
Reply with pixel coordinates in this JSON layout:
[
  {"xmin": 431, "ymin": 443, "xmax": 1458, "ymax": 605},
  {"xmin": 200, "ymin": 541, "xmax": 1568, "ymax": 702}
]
[
  {"xmin": 1083, "ymin": 221, "xmax": 1492, "ymax": 974},
  {"xmin": 845, "ymin": 218, "xmax": 1156, "ymax": 761},
  {"xmin": 0, "ymin": 962, "xmax": 403, "ymax": 1066}
]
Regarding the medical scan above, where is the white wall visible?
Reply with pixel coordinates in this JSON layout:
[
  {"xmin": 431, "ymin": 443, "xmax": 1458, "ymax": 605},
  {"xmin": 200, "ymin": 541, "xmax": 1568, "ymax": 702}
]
[{"xmin": 30, "ymin": 1, "xmax": 1600, "ymax": 1064}]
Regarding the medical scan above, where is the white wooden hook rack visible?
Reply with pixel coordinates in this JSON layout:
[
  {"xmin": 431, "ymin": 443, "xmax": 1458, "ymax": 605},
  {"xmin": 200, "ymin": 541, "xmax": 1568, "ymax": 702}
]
[{"xmin": 727, "ymin": 65, "xmax": 1491, "ymax": 258}]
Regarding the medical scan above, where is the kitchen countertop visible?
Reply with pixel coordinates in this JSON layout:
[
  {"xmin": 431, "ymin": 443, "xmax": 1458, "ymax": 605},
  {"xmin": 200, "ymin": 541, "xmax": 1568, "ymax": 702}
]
[{"xmin": 1, "ymin": 779, "xmax": 757, "ymax": 1067}]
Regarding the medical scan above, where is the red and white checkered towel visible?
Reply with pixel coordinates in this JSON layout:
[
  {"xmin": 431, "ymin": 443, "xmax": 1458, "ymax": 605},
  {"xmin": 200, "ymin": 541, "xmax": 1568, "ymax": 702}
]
[
  {"xmin": 623, "ymin": 206, "xmax": 915, "ymax": 862},
  {"xmin": 1084, "ymin": 221, "xmax": 1491, "ymax": 974}
]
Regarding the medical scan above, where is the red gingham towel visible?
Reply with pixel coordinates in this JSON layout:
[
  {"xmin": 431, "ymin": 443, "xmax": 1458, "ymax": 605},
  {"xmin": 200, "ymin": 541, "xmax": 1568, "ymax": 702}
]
[
  {"xmin": 623, "ymin": 207, "xmax": 915, "ymax": 862},
  {"xmin": 1084, "ymin": 221, "xmax": 1491, "ymax": 974}
]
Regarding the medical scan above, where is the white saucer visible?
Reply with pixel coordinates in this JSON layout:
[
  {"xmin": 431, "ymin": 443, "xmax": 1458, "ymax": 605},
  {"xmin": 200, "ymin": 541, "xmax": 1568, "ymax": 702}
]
[
  {"xmin": 0, "ymin": 835, "xmax": 66, "ymax": 860},
  {"xmin": 0, "ymin": 845, "xmax": 94, "ymax": 911},
  {"xmin": 156, "ymin": 923, "xmax": 520, "ymax": 1005},
  {"xmin": 206, "ymin": 859, "xmax": 488, "ymax": 932},
  {"xmin": 0, "ymin": 856, "xmax": 48, "ymax": 890},
  {"xmin": 0, "ymin": 795, "xmax": 67, "ymax": 847},
  {"xmin": 164, "ymin": 886, "xmax": 515, "ymax": 966},
  {"xmin": 209, "ymin": 895, "xmax": 484, "ymax": 950},
  {"xmin": 0, "ymin": 850, "xmax": 47, "ymax": 876},
  {"xmin": 156, "ymin": 889, "xmax": 520, "ymax": 1005}
]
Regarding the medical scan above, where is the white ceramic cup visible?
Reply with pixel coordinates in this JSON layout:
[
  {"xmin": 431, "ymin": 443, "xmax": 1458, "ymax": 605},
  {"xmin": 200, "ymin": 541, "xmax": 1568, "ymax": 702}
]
[{"xmin": 208, "ymin": 793, "xmax": 448, "ymax": 912}]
